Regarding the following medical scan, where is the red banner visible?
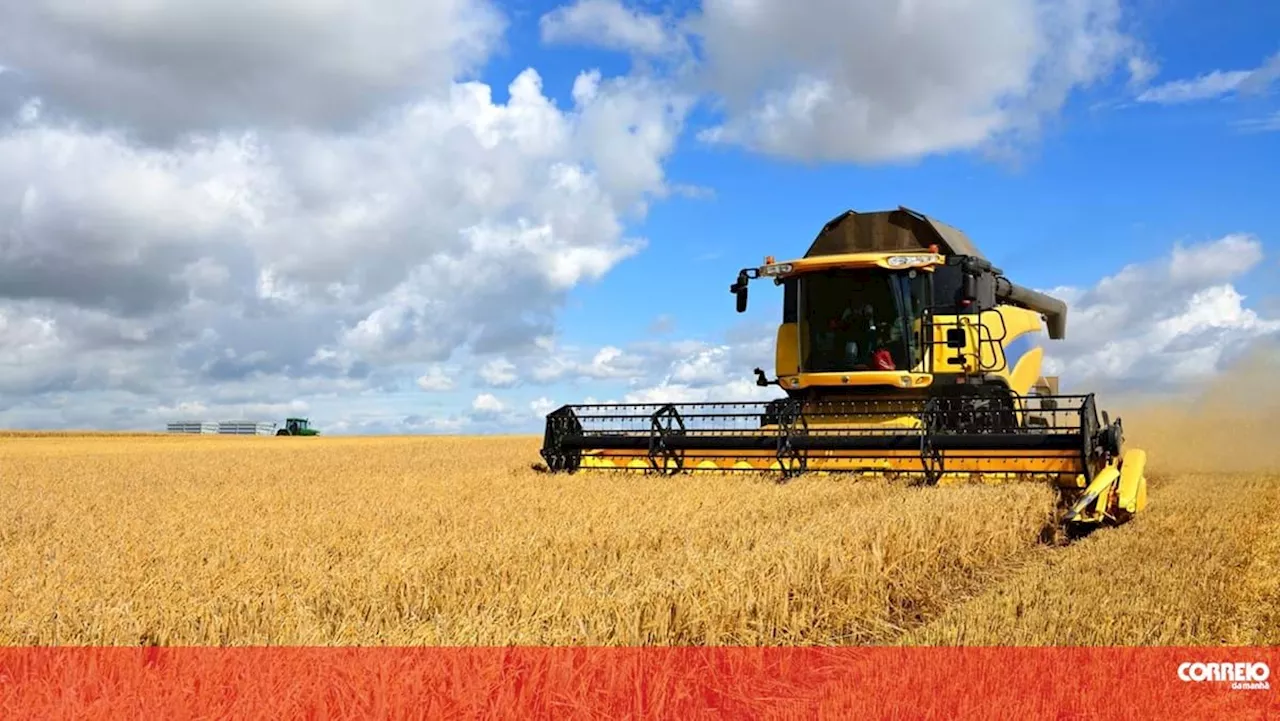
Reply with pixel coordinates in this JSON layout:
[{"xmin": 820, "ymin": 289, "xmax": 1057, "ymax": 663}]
[{"xmin": 0, "ymin": 646, "xmax": 1275, "ymax": 719}]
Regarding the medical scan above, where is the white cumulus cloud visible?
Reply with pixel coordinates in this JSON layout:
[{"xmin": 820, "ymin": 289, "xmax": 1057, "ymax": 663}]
[
  {"xmin": 478, "ymin": 359, "xmax": 519, "ymax": 388},
  {"xmin": 540, "ymin": 0, "xmax": 683, "ymax": 56},
  {"xmin": 530, "ymin": 397, "xmax": 558, "ymax": 418},
  {"xmin": 0, "ymin": 0, "xmax": 507, "ymax": 140},
  {"xmin": 416, "ymin": 366, "xmax": 456, "ymax": 392},
  {"xmin": 529, "ymin": 341, "xmax": 647, "ymax": 383},
  {"xmin": 471, "ymin": 393, "xmax": 507, "ymax": 414},
  {"xmin": 535, "ymin": 0, "xmax": 1146, "ymax": 163},
  {"xmin": 687, "ymin": 0, "xmax": 1141, "ymax": 162},
  {"xmin": 0, "ymin": 4, "xmax": 692, "ymax": 433},
  {"xmin": 1042, "ymin": 234, "xmax": 1280, "ymax": 390}
]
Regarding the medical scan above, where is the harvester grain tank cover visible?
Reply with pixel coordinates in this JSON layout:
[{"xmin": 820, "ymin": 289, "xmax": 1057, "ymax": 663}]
[{"xmin": 804, "ymin": 206, "xmax": 986, "ymax": 259}]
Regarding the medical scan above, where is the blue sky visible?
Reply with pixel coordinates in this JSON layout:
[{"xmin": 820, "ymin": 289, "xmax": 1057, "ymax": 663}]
[
  {"xmin": 0, "ymin": 0, "xmax": 1277, "ymax": 433},
  {"xmin": 554, "ymin": 11, "xmax": 1280, "ymax": 328},
  {"xmin": 502, "ymin": 0, "xmax": 1280, "ymax": 419}
]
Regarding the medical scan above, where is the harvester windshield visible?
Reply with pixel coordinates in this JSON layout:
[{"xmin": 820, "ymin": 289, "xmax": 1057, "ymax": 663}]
[{"xmin": 793, "ymin": 269, "xmax": 927, "ymax": 373}]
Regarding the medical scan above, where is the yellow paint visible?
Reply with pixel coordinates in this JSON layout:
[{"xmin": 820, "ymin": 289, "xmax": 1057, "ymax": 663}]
[
  {"xmin": 1008, "ymin": 347, "xmax": 1045, "ymax": 398},
  {"xmin": 1066, "ymin": 466, "xmax": 1120, "ymax": 523},
  {"xmin": 776, "ymin": 323, "xmax": 799, "ymax": 378},
  {"xmin": 773, "ymin": 279, "xmax": 1054, "ymax": 395},
  {"xmin": 762, "ymin": 252, "xmax": 943, "ymax": 276},
  {"xmin": 782, "ymin": 371, "xmax": 934, "ymax": 390},
  {"xmin": 574, "ymin": 446, "xmax": 1086, "ymax": 478},
  {"xmin": 1117, "ymin": 449, "xmax": 1148, "ymax": 513},
  {"xmin": 1000, "ymin": 307, "xmax": 1045, "ymax": 344},
  {"xmin": 761, "ymin": 414, "xmax": 926, "ymax": 431},
  {"xmin": 566, "ymin": 243, "xmax": 1147, "ymax": 528}
]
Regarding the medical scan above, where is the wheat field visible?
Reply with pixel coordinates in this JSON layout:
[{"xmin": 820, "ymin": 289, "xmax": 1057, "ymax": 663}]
[{"xmin": 2, "ymin": 357, "xmax": 1279, "ymax": 647}]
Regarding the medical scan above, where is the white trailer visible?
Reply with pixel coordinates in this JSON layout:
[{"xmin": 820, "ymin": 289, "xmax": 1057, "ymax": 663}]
[
  {"xmin": 216, "ymin": 421, "xmax": 278, "ymax": 436},
  {"xmin": 166, "ymin": 421, "xmax": 219, "ymax": 434}
]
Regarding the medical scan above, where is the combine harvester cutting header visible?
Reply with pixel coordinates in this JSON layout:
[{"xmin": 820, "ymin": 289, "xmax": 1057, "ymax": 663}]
[{"xmin": 540, "ymin": 207, "xmax": 1148, "ymax": 531}]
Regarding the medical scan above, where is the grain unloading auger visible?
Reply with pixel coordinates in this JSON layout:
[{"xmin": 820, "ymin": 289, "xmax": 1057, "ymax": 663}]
[{"xmin": 540, "ymin": 206, "xmax": 1148, "ymax": 530}]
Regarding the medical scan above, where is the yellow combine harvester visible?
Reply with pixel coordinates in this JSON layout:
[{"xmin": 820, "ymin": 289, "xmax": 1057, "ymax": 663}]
[{"xmin": 540, "ymin": 207, "xmax": 1148, "ymax": 530}]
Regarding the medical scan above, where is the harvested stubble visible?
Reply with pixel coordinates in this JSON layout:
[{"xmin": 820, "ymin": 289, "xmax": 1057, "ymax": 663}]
[
  {"xmin": 897, "ymin": 471, "xmax": 1280, "ymax": 645},
  {"xmin": 0, "ymin": 434, "xmax": 1055, "ymax": 646},
  {"xmin": 899, "ymin": 350, "xmax": 1280, "ymax": 646}
]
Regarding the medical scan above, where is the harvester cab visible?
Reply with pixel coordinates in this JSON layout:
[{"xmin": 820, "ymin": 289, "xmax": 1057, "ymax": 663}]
[
  {"xmin": 277, "ymin": 417, "xmax": 320, "ymax": 436},
  {"xmin": 542, "ymin": 206, "xmax": 1148, "ymax": 532}
]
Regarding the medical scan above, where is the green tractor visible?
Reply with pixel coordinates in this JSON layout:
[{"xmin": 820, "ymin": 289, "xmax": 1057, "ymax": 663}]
[{"xmin": 276, "ymin": 417, "xmax": 320, "ymax": 436}]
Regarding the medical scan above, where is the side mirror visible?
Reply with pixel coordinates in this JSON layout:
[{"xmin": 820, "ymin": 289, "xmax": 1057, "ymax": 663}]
[{"xmin": 730, "ymin": 270, "xmax": 750, "ymax": 313}]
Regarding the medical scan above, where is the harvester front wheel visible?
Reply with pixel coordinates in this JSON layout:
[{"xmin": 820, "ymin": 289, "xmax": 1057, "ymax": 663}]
[{"xmin": 276, "ymin": 428, "xmax": 291, "ymax": 436}]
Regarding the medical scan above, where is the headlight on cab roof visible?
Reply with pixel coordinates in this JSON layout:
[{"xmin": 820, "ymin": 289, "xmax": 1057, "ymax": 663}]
[
  {"xmin": 760, "ymin": 263, "xmax": 793, "ymax": 276},
  {"xmin": 887, "ymin": 254, "xmax": 942, "ymax": 268}
]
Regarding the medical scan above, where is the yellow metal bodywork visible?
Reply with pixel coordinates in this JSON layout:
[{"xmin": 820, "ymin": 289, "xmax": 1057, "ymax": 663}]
[
  {"xmin": 763, "ymin": 251, "xmax": 944, "ymax": 275},
  {"xmin": 1009, "ymin": 347, "xmax": 1045, "ymax": 399},
  {"xmin": 773, "ymin": 251, "xmax": 1142, "ymax": 527},
  {"xmin": 566, "ymin": 247, "xmax": 1147, "ymax": 531},
  {"xmin": 1117, "ymin": 449, "xmax": 1148, "ymax": 514},
  {"xmin": 775, "ymin": 323, "xmax": 799, "ymax": 376},
  {"xmin": 577, "ymin": 447, "xmax": 1086, "ymax": 482},
  {"xmin": 767, "ymin": 252, "xmax": 1056, "ymax": 431},
  {"xmin": 1059, "ymin": 448, "xmax": 1149, "ymax": 525},
  {"xmin": 769, "ymin": 251, "xmax": 1053, "ymax": 398},
  {"xmin": 782, "ymin": 371, "xmax": 935, "ymax": 390}
]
